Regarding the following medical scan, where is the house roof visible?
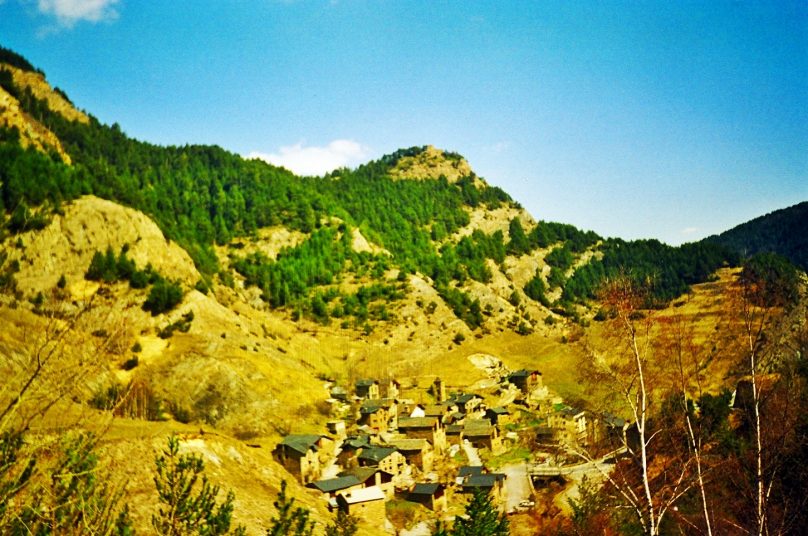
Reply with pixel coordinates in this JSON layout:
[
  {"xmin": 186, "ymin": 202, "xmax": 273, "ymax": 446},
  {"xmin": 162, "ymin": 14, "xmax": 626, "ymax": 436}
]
[
  {"xmin": 424, "ymin": 404, "xmax": 448, "ymax": 417},
  {"xmin": 388, "ymin": 439, "xmax": 429, "ymax": 452},
  {"xmin": 309, "ymin": 476, "xmax": 361, "ymax": 493},
  {"xmin": 446, "ymin": 424, "xmax": 464, "ymax": 434},
  {"xmin": 330, "ymin": 386, "xmax": 347, "ymax": 394},
  {"xmin": 458, "ymin": 466, "xmax": 485, "ymax": 478},
  {"xmin": 558, "ymin": 406, "xmax": 585, "ymax": 418},
  {"xmin": 465, "ymin": 418, "xmax": 491, "ymax": 428},
  {"xmin": 508, "ymin": 369, "xmax": 540, "ymax": 379},
  {"xmin": 487, "ymin": 407, "xmax": 509, "ymax": 415},
  {"xmin": 453, "ymin": 393, "xmax": 481, "ymax": 404},
  {"xmin": 463, "ymin": 426, "xmax": 495, "ymax": 438},
  {"xmin": 464, "ymin": 474, "xmax": 506, "ymax": 489},
  {"xmin": 279, "ymin": 434, "xmax": 322, "ymax": 455},
  {"xmin": 355, "ymin": 379, "xmax": 378, "ymax": 387},
  {"xmin": 339, "ymin": 467, "xmax": 379, "ymax": 485},
  {"xmin": 602, "ymin": 413, "xmax": 626, "ymax": 428},
  {"xmin": 398, "ymin": 417, "xmax": 438, "ymax": 429},
  {"xmin": 358, "ymin": 446, "xmax": 398, "ymax": 463},
  {"xmin": 342, "ymin": 436, "xmax": 371, "ymax": 450},
  {"xmin": 410, "ymin": 483, "xmax": 441, "ymax": 496},
  {"xmin": 338, "ymin": 486, "xmax": 386, "ymax": 504}
]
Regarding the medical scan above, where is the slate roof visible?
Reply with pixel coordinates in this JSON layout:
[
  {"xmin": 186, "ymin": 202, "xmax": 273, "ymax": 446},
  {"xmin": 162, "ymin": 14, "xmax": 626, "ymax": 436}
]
[
  {"xmin": 464, "ymin": 473, "xmax": 506, "ymax": 489},
  {"xmin": 279, "ymin": 434, "xmax": 322, "ymax": 455},
  {"xmin": 508, "ymin": 369, "xmax": 540, "ymax": 378},
  {"xmin": 388, "ymin": 439, "xmax": 429, "ymax": 452},
  {"xmin": 458, "ymin": 466, "xmax": 484, "ymax": 478},
  {"xmin": 339, "ymin": 467, "xmax": 379, "ymax": 485},
  {"xmin": 398, "ymin": 417, "xmax": 438, "ymax": 429},
  {"xmin": 411, "ymin": 483, "xmax": 441, "ymax": 496},
  {"xmin": 355, "ymin": 379, "xmax": 378, "ymax": 387},
  {"xmin": 309, "ymin": 476, "xmax": 361, "ymax": 493},
  {"xmin": 558, "ymin": 406, "xmax": 585, "ymax": 418},
  {"xmin": 358, "ymin": 446, "xmax": 398, "ymax": 463}
]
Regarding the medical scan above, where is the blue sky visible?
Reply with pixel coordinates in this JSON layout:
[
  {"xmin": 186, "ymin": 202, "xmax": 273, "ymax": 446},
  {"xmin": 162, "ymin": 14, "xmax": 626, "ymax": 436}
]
[{"xmin": 2, "ymin": 1, "xmax": 806, "ymax": 244}]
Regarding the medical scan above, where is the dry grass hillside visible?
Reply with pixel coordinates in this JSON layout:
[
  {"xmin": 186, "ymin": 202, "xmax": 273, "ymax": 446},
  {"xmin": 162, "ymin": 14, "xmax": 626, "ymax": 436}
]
[{"xmin": 0, "ymin": 190, "xmax": 761, "ymax": 534}]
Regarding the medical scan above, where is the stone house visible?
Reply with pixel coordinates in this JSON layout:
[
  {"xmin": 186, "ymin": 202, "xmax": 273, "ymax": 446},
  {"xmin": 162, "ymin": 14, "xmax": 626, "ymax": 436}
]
[
  {"xmin": 358, "ymin": 398, "xmax": 397, "ymax": 433},
  {"xmin": 308, "ymin": 475, "xmax": 363, "ymax": 499},
  {"xmin": 355, "ymin": 379, "xmax": 380, "ymax": 400},
  {"xmin": 339, "ymin": 466, "xmax": 394, "ymax": 498},
  {"xmin": 388, "ymin": 438, "xmax": 434, "ymax": 473},
  {"xmin": 452, "ymin": 393, "xmax": 484, "ymax": 415},
  {"xmin": 336, "ymin": 486, "xmax": 386, "ymax": 519},
  {"xmin": 507, "ymin": 369, "xmax": 543, "ymax": 394},
  {"xmin": 274, "ymin": 434, "xmax": 332, "ymax": 484},
  {"xmin": 357, "ymin": 446, "xmax": 407, "ymax": 476},
  {"xmin": 548, "ymin": 406, "xmax": 587, "ymax": 444},
  {"xmin": 398, "ymin": 417, "xmax": 447, "ymax": 454},
  {"xmin": 409, "ymin": 483, "xmax": 447, "ymax": 511},
  {"xmin": 462, "ymin": 473, "xmax": 506, "ymax": 506},
  {"xmin": 462, "ymin": 420, "xmax": 502, "ymax": 452},
  {"xmin": 485, "ymin": 407, "xmax": 511, "ymax": 427}
]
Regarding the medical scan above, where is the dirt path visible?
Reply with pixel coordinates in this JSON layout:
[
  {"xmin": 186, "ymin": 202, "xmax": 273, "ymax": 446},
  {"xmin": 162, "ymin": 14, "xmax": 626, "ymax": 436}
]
[{"xmin": 461, "ymin": 439, "xmax": 481, "ymax": 466}]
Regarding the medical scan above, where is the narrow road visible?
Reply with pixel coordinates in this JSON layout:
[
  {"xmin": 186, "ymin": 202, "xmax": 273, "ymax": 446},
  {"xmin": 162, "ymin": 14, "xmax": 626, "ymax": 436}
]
[
  {"xmin": 461, "ymin": 439, "xmax": 481, "ymax": 466},
  {"xmin": 501, "ymin": 462, "xmax": 531, "ymax": 513}
]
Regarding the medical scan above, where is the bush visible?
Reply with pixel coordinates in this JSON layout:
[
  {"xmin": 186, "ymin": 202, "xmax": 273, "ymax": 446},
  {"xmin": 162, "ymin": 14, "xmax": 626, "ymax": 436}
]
[{"xmin": 143, "ymin": 278, "xmax": 184, "ymax": 315}]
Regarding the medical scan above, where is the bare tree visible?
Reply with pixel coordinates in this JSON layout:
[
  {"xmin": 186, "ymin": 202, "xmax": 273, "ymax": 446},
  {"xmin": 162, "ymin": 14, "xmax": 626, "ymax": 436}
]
[{"xmin": 578, "ymin": 276, "xmax": 696, "ymax": 535}]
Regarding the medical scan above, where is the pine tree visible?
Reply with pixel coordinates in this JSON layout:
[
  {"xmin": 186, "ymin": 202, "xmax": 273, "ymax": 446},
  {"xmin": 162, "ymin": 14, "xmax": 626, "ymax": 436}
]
[
  {"xmin": 434, "ymin": 489, "xmax": 509, "ymax": 536},
  {"xmin": 266, "ymin": 480, "xmax": 315, "ymax": 536},
  {"xmin": 324, "ymin": 510, "xmax": 358, "ymax": 536},
  {"xmin": 152, "ymin": 434, "xmax": 244, "ymax": 535}
]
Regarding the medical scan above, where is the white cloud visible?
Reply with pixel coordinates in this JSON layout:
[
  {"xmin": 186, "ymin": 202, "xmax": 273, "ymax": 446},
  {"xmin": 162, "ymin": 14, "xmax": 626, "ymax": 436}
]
[
  {"xmin": 248, "ymin": 139, "xmax": 369, "ymax": 176},
  {"xmin": 489, "ymin": 141, "xmax": 510, "ymax": 154},
  {"xmin": 681, "ymin": 226, "xmax": 699, "ymax": 235},
  {"xmin": 37, "ymin": 0, "xmax": 119, "ymax": 26}
]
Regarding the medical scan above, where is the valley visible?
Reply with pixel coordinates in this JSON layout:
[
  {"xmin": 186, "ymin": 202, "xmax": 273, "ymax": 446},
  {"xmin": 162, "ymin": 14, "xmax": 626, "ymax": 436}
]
[{"xmin": 1, "ymin": 45, "xmax": 807, "ymax": 535}]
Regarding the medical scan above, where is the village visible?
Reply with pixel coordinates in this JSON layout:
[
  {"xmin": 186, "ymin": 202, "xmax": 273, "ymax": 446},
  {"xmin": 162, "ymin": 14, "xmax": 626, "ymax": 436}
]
[{"xmin": 273, "ymin": 363, "xmax": 634, "ymax": 532}]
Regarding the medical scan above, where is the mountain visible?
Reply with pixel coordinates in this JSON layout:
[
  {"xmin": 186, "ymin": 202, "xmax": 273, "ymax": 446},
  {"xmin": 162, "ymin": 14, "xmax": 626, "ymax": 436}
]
[
  {"xmin": 2, "ymin": 46, "xmax": 807, "ymax": 534},
  {"xmin": 704, "ymin": 201, "xmax": 808, "ymax": 272}
]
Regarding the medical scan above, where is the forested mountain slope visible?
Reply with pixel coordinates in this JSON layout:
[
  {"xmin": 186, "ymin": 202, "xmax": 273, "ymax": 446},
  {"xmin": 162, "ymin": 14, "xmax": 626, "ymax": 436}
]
[{"xmin": 705, "ymin": 201, "xmax": 808, "ymax": 272}]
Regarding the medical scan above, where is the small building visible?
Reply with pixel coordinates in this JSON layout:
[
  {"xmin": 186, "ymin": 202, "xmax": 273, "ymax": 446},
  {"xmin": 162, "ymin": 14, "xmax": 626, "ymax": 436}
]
[
  {"xmin": 408, "ymin": 483, "xmax": 446, "ymax": 511},
  {"xmin": 274, "ymin": 434, "xmax": 329, "ymax": 484},
  {"xmin": 326, "ymin": 420, "xmax": 347, "ymax": 439},
  {"xmin": 424, "ymin": 403, "xmax": 453, "ymax": 422},
  {"xmin": 548, "ymin": 406, "xmax": 587, "ymax": 444},
  {"xmin": 452, "ymin": 393, "xmax": 484, "ymax": 415},
  {"xmin": 456, "ymin": 465, "xmax": 484, "ymax": 485},
  {"xmin": 507, "ymin": 369, "xmax": 543, "ymax": 394},
  {"xmin": 339, "ymin": 466, "xmax": 394, "ymax": 497},
  {"xmin": 336, "ymin": 486, "xmax": 386, "ymax": 519},
  {"xmin": 462, "ymin": 473, "xmax": 506, "ymax": 505},
  {"xmin": 330, "ymin": 386, "xmax": 349, "ymax": 402},
  {"xmin": 409, "ymin": 404, "xmax": 427, "ymax": 418},
  {"xmin": 388, "ymin": 438, "xmax": 434, "ymax": 473},
  {"xmin": 485, "ymin": 407, "xmax": 511, "ymax": 427},
  {"xmin": 462, "ymin": 421, "xmax": 502, "ymax": 452},
  {"xmin": 358, "ymin": 446, "xmax": 407, "ymax": 476},
  {"xmin": 446, "ymin": 424, "xmax": 464, "ymax": 445},
  {"xmin": 398, "ymin": 417, "xmax": 446, "ymax": 454},
  {"xmin": 308, "ymin": 475, "xmax": 362, "ymax": 498},
  {"xmin": 355, "ymin": 379, "xmax": 380, "ymax": 400},
  {"xmin": 358, "ymin": 398, "xmax": 397, "ymax": 433}
]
